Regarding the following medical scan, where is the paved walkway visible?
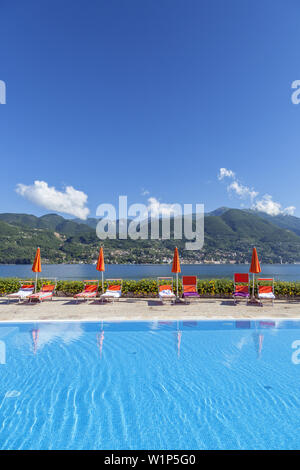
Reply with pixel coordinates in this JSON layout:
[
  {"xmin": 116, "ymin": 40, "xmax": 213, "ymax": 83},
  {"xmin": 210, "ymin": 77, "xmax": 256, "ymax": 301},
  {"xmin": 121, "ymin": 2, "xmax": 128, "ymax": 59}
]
[{"xmin": 0, "ymin": 297, "xmax": 299, "ymax": 322}]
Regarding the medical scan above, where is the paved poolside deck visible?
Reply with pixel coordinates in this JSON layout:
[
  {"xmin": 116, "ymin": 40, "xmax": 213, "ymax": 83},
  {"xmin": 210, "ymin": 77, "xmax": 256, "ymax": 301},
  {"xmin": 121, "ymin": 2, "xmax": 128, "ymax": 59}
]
[{"xmin": 0, "ymin": 297, "xmax": 299, "ymax": 322}]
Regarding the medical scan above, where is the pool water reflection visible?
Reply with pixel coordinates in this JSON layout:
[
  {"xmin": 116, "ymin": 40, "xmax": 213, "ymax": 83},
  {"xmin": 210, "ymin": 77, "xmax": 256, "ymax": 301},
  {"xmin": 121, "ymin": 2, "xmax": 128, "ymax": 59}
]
[{"xmin": 0, "ymin": 320, "xmax": 299, "ymax": 450}]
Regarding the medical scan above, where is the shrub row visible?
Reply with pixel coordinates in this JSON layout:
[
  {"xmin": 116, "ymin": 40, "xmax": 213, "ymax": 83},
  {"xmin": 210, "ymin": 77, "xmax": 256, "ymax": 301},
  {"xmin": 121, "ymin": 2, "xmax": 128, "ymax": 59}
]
[{"xmin": 1, "ymin": 277, "xmax": 300, "ymax": 298}]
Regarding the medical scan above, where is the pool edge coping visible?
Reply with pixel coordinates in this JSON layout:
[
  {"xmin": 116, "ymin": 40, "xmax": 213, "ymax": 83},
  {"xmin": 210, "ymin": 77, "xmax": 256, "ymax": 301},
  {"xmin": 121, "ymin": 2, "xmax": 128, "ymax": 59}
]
[{"xmin": 0, "ymin": 316, "xmax": 299, "ymax": 324}]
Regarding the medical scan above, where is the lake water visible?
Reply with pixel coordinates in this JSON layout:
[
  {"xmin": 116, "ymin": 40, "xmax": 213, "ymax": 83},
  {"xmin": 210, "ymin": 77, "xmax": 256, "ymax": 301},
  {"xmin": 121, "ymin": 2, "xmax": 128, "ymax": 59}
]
[{"xmin": 0, "ymin": 264, "xmax": 300, "ymax": 281}]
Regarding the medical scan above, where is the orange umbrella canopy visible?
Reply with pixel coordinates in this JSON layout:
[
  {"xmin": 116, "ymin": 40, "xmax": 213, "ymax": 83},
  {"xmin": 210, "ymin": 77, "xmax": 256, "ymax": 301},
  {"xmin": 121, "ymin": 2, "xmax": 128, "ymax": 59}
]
[
  {"xmin": 171, "ymin": 247, "xmax": 181, "ymax": 273},
  {"xmin": 96, "ymin": 247, "xmax": 105, "ymax": 272},
  {"xmin": 249, "ymin": 247, "xmax": 261, "ymax": 274},
  {"xmin": 32, "ymin": 248, "xmax": 42, "ymax": 273}
]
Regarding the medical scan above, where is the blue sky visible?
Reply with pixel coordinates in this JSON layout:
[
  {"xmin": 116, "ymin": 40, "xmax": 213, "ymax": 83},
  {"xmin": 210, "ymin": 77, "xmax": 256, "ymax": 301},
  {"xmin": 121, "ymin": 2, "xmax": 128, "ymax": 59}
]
[{"xmin": 1, "ymin": 0, "xmax": 300, "ymax": 219}]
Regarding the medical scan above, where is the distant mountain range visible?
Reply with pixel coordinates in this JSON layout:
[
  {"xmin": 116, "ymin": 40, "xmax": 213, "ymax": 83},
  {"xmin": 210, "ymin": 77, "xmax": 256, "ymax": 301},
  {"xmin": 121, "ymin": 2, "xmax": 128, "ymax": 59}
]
[
  {"xmin": 0, "ymin": 208, "xmax": 300, "ymax": 264},
  {"xmin": 207, "ymin": 206, "xmax": 300, "ymax": 236}
]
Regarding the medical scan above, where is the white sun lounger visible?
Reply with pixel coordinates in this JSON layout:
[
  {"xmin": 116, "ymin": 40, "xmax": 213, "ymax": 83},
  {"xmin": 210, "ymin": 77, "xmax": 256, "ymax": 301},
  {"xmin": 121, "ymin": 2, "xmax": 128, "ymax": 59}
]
[
  {"xmin": 100, "ymin": 279, "xmax": 122, "ymax": 303},
  {"xmin": 6, "ymin": 283, "xmax": 35, "ymax": 303},
  {"xmin": 158, "ymin": 277, "xmax": 176, "ymax": 304},
  {"xmin": 257, "ymin": 278, "xmax": 275, "ymax": 306}
]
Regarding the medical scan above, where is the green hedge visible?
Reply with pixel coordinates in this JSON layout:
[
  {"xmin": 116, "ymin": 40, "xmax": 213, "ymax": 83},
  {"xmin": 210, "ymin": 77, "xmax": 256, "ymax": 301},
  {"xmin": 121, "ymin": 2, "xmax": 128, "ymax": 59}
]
[{"xmin": 1, "ymin": 277, "xmax": 300, "ymax": 298}]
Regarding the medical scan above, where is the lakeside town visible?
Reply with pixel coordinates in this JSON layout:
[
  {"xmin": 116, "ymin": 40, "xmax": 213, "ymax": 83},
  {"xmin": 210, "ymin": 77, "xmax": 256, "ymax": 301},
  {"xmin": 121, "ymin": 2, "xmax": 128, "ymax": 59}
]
[{"xmin": 1, "ymin": 208, "xmax": 300, "ymax": 265}]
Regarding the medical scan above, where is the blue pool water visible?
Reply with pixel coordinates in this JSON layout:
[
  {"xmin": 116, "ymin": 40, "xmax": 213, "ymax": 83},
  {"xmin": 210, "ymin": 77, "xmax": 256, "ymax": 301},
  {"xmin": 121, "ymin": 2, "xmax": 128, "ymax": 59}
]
[{"xmin": 0, "ymin": 320, "xmax": 300, "ymax": 450}]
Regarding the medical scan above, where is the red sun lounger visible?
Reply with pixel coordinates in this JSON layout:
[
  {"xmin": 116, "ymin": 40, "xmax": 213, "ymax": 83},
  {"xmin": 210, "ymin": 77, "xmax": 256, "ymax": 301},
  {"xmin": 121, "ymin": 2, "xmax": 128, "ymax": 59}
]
[
  {"xmin": 29, "ymin": 284, "xmax": 55, "ymax": 302},
  {"xmin": 182, "ymin": 276, "xmax": 200, "ymax": 302},
  {"xmin": 74, "ymin": 281, "xmax": 99, "ymax": 303},
  {"xmin": 233, "ymin": 273, "xmax": 250, "ymax": 305}
]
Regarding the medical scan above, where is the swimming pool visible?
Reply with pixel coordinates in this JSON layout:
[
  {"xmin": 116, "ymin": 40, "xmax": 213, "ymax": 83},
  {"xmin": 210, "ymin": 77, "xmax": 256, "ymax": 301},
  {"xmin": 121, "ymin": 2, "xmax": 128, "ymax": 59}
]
[{"xmin": 0, "ymin": 320, "xmax": 299, "ymax": 450}]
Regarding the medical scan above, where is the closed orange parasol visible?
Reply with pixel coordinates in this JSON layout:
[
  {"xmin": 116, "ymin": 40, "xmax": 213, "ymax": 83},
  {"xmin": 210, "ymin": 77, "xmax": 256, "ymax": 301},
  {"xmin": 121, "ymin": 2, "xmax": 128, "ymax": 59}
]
[
  {"xmin": 96, "ymin": 246, "xmax": 105, "ymax": 293},
  {"xmin": 32, "ymin": 247, "xmax": 41, "ymax": 292},
  {"xmin": 249, "ymin": 247, "xmax": 261, "ymax": 302},
  {"xmin": 250, "ymin": 247, "xmax": 261, "ymax": 274},
  {"xmin": 171, "ymin": 247, "xmax": 181, "ymax": 299}
]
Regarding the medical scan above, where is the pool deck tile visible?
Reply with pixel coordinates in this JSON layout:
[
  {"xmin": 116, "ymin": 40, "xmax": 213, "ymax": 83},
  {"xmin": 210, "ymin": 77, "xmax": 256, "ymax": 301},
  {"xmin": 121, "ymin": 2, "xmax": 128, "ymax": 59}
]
[{"xmin": 0, "ymin": 297, "xmax": 299, "ymax": 322}]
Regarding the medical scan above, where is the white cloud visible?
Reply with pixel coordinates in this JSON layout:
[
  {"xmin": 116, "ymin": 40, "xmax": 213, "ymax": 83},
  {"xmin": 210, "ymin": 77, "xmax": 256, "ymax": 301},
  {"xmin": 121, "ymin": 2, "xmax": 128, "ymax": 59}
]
[
  {"xmin": 16, "ymin": 180, "xmax": 90, "ymax": 219},
  {"xmin": 228, "ymin": 181, "xmax": 258, "ymax": 201},
  {"xmin": 218, "ymin": 168, "xmax": 235, "ymax": 180},
  {"xmin": 253, "ymin": 194, "xmax": 296, "ymax": 216},
  {"xmin": 283, "ymin": 206, "xmax": 296, "ymax": 216},
  {"xmin": 147, "ymin": 197, "xmax": 181, "ymax": 218},
  {"xmin": 252, "ymin": 194, "xmax": 281, "ymax": 216},
  {"xmin": 218, "ymin": 167, "xmax": 296, "ymax": 216},
  {"xmin": 33, "ymin": 323, "xmax": 83, "ymax": 351}
]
